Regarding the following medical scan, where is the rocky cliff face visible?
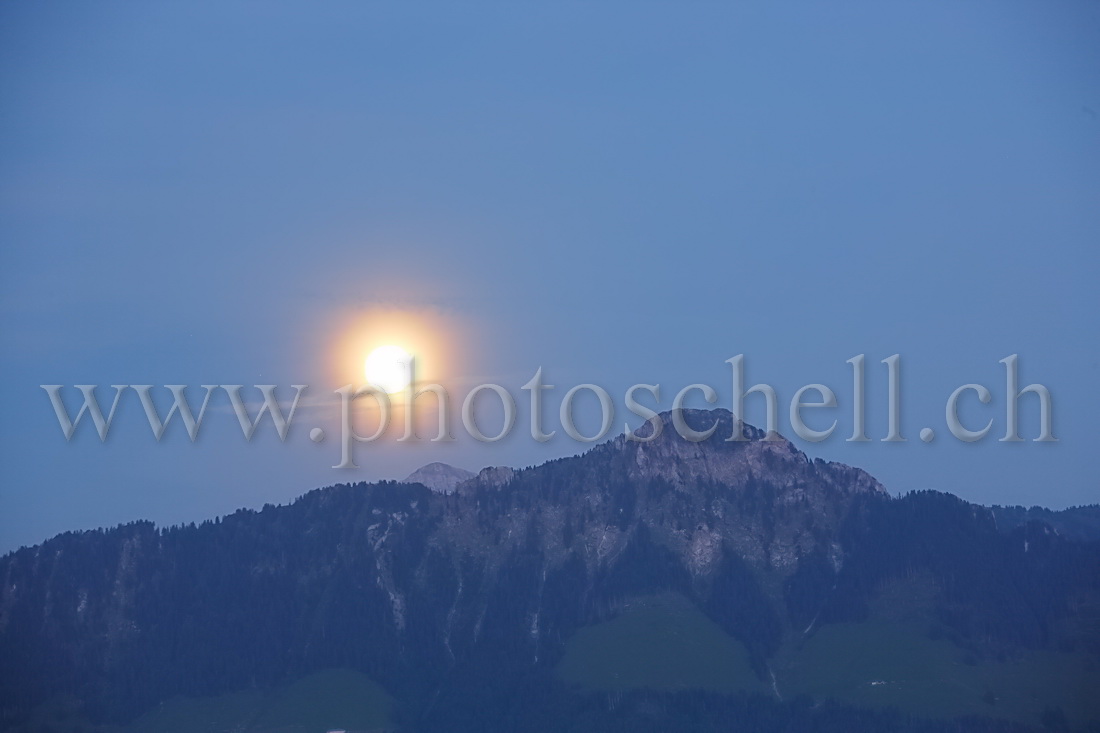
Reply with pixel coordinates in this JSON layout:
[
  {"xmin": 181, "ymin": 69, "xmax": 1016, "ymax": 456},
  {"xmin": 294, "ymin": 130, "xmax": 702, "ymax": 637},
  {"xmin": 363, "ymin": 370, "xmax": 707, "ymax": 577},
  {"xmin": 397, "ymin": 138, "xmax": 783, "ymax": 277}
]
[
  {"xmin": 618, "ymin": 409, "xmax": 885, "ymax": 497},
  {"xmin": 444, "ymin": 409, "xmax": 884, "ymax": 573}
]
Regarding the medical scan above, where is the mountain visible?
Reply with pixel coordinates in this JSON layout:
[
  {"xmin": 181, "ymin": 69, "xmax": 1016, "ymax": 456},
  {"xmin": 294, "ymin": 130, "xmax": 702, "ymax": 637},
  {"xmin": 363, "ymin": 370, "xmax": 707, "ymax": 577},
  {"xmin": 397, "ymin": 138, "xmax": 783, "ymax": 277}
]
[
  {"xmin": 1, "ymin": 409, "xmax": 1098, "ymax": 733},
  {"xmin": 401, "ymin": 462, "xmax": 475, "ymax": 494}
]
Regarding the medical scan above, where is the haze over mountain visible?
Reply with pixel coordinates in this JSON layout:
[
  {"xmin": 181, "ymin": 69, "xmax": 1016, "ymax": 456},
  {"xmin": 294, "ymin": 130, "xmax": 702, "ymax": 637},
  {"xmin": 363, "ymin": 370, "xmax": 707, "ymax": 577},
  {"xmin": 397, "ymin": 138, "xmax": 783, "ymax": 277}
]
[
  {"xmin": 401, "ymin": 462, "xmax": 475, "ymax": 495},
  {"xmin": 1, "ymin": 410, "xmax": 1098, "ymax": 732}
]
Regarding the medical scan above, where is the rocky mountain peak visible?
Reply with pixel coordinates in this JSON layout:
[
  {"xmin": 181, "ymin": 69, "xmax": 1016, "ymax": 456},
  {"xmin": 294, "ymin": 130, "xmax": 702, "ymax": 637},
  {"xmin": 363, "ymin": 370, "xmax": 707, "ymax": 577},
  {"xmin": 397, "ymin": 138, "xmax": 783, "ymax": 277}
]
[
  {"xmin": 402, "ymin": 462, "xmax": 475, "ymax": 494},
  {"xmin": 610, "ymin": 408, "xmax": 886, "ymax": 498}
]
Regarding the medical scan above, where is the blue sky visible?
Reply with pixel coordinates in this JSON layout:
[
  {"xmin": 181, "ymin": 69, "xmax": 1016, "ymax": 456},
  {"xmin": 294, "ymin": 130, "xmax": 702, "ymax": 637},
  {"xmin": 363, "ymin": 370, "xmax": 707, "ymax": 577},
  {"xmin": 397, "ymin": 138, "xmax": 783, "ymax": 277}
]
[{"xmin": 1, "ymin": 2, "xmax": 1098, "ymax": 552}]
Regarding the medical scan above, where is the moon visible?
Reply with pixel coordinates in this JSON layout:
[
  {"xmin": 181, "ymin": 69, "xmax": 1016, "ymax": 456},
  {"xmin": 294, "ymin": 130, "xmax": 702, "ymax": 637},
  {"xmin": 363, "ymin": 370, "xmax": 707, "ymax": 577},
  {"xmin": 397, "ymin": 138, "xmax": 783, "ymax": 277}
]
[{"xmin": 365, "ymin": 344, "xmax": 413, "ymax": 394}]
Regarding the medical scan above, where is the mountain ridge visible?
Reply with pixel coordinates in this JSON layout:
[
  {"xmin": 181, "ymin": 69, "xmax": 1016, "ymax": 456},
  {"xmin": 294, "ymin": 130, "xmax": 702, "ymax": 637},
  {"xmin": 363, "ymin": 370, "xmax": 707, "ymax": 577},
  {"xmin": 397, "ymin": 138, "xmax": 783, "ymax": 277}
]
[{"xmin": 1, "ymin": 409, "xmax": 1097, "ymax": 731}]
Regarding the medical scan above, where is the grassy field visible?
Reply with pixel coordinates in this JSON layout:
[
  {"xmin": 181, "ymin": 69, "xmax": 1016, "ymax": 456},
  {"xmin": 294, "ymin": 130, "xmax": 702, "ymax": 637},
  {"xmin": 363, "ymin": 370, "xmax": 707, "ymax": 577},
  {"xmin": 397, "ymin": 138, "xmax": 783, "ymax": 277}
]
[
  {"xmin": 777, "ymin": 616, "xmax": 1100, "ymax": 727},
  {"xmin": 772, "ymin": 574, "xmax": 1100, "ymax": 727},
  {"xmin": 122, "ymin": 668, "xmax": 393, "ymax": 733},
  {"xmin": 555, "ymin": 581, "xmax": 1100, "ymax": 729},
  {"xmin": 556, "ymin": 593, "xmax": 763, "ymax": 694}
]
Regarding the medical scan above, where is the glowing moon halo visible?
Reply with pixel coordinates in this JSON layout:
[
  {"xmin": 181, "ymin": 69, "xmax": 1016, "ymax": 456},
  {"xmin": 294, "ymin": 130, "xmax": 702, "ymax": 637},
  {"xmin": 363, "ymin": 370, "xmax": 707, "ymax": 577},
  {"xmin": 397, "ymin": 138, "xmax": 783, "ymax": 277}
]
[{"xmin": 364, "ymin": 344, "xmax": 413, "ymax": 394}]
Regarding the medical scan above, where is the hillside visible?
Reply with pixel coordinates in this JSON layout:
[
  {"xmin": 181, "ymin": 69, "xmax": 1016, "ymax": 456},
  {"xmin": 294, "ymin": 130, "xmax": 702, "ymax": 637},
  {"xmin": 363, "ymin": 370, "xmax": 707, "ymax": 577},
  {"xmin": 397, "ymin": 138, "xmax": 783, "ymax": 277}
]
[{"xmin": 1, "ymin": 410, "xmax": 1097, "ymax": 732}]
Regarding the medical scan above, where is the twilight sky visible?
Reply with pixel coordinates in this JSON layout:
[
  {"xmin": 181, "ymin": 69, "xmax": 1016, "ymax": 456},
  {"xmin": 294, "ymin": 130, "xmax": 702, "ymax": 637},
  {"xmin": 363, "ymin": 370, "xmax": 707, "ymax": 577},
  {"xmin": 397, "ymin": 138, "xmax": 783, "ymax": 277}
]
[{"xmin": 1, "ymin": 2, "xmax": 1098, "ymax": 552}]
